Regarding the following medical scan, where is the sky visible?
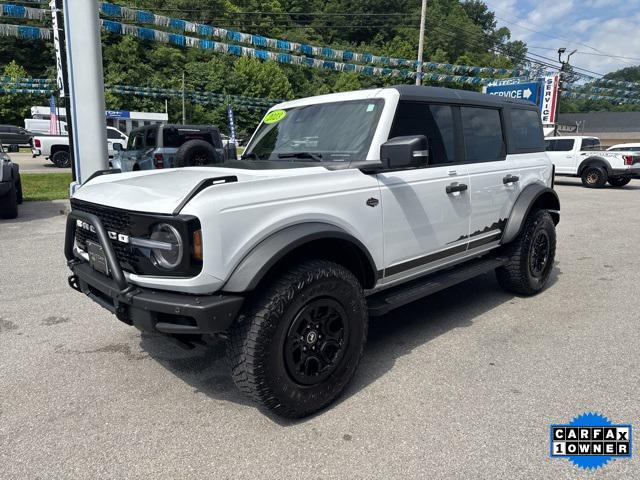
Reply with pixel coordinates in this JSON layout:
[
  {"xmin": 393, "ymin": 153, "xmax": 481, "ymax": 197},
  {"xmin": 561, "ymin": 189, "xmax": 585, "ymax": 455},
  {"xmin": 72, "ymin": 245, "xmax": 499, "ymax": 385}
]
[{"xmin": 484, "ymin": 0, "xmax": 640, "ymax": 77}]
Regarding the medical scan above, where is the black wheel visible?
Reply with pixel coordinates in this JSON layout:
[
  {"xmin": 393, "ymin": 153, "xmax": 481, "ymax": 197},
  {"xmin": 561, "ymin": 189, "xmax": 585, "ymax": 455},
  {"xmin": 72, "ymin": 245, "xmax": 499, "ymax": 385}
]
[
  {"xmin": 0, "ymin": 180, "xmax": 18, "ymax": 219},
  {"xmin": 228, "ymin": 260, "xmax": 368, "ymax": 418},
  {"xmin": 581, "ymin": 166, "xmax": 607, "ymax": 188},
  {"xmin": 175, "ymin": 140, "xmax": 221, "ymax": 167},
  {"xmin": 496, "ymin": 210, "xmax": 556, "ymax": 296},
  {"xmin": 51, "ymin": 149, "xmax": 71, "ymax": 168},
  {"xmin": 608, "ymin": 177, "xmax": 631, "ymax": 188}
]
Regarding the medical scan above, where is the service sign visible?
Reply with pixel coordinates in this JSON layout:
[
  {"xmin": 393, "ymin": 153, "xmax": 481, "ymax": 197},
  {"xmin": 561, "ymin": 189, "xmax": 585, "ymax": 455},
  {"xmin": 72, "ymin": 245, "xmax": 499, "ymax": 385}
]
[
  {"xmin": 540, "ymin": 74, "xmax": 560, "ymax": 125},
  {"xmin": 486, "ymin": 81, "xmax": 540, "ymax": 104}
]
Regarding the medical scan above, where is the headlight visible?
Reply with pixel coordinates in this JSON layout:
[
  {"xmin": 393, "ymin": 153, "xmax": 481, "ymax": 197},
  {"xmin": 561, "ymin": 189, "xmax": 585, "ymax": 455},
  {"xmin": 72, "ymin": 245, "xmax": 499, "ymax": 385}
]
[{"xmin": 150, "ymin": 223, "xmax": 183, "ymax": 269}]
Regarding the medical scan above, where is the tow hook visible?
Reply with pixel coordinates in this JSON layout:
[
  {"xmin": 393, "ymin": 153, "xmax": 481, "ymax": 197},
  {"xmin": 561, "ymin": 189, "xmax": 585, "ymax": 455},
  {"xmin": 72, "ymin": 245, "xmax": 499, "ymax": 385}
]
[{"xmin": 68, "ymin": 275, "xmax": 81, "ymax": 293}]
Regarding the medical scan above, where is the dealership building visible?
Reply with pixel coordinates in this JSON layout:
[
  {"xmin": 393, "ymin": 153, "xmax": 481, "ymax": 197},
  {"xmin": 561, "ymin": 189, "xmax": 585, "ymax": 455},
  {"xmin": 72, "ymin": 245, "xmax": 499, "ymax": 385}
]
[
  {"xmin": 556, "ymin": 112, "xmax": 640, "ymax": 147},
  {"xmin": 28, "ymin": 106, "xmax": 168, "ymax": 135}
]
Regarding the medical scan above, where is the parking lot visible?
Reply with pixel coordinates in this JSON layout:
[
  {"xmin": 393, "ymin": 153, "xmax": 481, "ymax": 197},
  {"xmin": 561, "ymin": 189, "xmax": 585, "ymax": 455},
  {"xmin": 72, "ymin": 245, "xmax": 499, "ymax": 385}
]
[
  {"xmin": 9, "ymin": 152, "xmax": 72, "ymax": 174},
  {"xmin": 1, "ymin": 177, "xmax": 639, "ymax": 479}
]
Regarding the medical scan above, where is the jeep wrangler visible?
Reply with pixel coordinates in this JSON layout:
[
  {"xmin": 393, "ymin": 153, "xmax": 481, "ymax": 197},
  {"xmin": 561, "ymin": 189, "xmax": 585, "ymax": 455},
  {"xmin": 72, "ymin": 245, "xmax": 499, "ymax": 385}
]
[{"xmin": 65, "ymin": 86, "xmax": 560, "ymax": 418}]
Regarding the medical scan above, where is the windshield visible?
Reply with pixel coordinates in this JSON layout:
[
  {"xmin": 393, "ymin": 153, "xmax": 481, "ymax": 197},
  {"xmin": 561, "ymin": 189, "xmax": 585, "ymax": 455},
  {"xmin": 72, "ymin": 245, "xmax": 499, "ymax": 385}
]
[{"xmin": 243, "ymin": 99, "xmax": 384, "ymax": 163}]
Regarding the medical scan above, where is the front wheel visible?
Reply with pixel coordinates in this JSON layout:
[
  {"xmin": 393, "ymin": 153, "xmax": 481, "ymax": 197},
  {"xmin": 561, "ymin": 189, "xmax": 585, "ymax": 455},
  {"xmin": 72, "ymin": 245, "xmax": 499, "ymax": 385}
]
[
  {"xmin": 0, "ymin": 181, "xmax": 18, "ymax": 219},
  {"xmin": 227, "ymin": 260, "xmax": 368, "ymax": 418},
  {"xmin": 581, "ymin": 166, "xmax": 607, "ymax": 188},
  {"xmin": 608, "ymin": 177, "xmax": 631, "ymax": 188},
  {"xmin": 496, "ymin": 210, "xmax": 556, "ymax": 296}
]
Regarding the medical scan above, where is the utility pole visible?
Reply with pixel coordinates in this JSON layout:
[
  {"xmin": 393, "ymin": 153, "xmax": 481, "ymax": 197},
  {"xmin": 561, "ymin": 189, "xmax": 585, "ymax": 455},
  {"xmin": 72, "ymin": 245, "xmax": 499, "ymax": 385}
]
[
  {"xmin": 415, "ymin": 0, "xmax": 427, "ymax": 86},
  {"xmin": 182, "ymin": 71, "xmax": 186, "ymax": 125},
  {"xmin": 555, "ymin": 48, "xmax": 577, "ymax": 136}
]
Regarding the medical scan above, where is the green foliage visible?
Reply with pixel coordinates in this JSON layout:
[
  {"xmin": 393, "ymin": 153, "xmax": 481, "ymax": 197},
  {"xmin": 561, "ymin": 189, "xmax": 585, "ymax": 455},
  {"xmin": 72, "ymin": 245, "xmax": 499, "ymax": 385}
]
[{"xmin": 0, "ymin": 0, "xmax": 533, "ymax": 134}]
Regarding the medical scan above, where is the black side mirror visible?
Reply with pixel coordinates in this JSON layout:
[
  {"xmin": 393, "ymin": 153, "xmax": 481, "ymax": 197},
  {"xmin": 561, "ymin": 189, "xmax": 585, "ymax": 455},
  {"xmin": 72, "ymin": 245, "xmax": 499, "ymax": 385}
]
[
  {"xmin": 380, "ymin": 135, "xmax": 429, "ymax": 170},
  {"xmin": 113, "ymin": 143, "xmax": 123, "ymax": 151}
]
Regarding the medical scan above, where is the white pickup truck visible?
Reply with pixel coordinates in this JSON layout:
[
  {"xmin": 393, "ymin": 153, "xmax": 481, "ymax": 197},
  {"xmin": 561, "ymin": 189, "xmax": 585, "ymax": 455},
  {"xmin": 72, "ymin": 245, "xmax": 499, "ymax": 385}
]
[
  {"xmin": 32, "ymin": 126, "xmax": 128, "ymax": 168},
  {"xmin": 545, "ymin": 136, "xmax": 640, "ymax": 188}
]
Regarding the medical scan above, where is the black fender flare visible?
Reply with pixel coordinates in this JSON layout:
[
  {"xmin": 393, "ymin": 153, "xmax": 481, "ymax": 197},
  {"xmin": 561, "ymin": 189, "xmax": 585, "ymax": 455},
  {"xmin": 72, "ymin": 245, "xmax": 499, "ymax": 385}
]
[
  {"xmin": 501, "ymin": 183, "xmax": 560, "ymax": 245},
  {"xmin": 578, "ymin": 156, "xmax": 611, "ymax": 176},
  {"xmin": 223, "ymin": 222, "xmax": 378, "ymax": 292}
]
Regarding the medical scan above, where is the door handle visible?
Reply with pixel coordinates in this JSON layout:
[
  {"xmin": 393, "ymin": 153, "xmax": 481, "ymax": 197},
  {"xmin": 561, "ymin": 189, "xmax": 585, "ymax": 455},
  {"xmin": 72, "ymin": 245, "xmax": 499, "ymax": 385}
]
[
  {"xmin": 446, "ymin": 182, "xmax": 468, "ymax": 194},
  {"xmin": 503, "ymin": 174, "xmax": 520, "ymax": 185}
]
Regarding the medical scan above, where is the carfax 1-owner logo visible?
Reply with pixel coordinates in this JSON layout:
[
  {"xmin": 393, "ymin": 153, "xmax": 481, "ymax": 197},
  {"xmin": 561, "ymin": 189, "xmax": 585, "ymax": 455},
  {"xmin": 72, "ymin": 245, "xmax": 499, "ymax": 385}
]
[{"xmin": 550, "ymin": 412, "xmax": 632, "ymax": 470}]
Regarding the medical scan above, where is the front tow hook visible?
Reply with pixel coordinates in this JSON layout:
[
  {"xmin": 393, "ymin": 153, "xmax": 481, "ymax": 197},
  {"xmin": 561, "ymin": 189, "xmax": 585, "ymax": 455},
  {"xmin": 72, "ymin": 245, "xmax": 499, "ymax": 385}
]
[{"xmin": 68, "ymin": 275, "xmax": 81, "ymax": 293}]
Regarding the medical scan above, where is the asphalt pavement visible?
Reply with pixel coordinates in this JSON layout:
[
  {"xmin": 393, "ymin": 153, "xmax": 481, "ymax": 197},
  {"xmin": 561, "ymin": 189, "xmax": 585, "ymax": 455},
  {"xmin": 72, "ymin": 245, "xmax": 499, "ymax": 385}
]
[
  {"xmin": 1, "ymin": 178, "xmax": 640, "ymax": 479},
  {"xmin": 9, "ymin": 152, "xmax": 71, "ymax": 173}
]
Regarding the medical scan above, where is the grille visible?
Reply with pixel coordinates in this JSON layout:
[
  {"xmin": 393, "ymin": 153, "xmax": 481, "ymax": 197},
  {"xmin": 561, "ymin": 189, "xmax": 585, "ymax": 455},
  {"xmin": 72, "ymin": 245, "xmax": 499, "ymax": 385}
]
[{"xmin": 71, "ymin": 200, "xmax": 141, "ymax": 273}]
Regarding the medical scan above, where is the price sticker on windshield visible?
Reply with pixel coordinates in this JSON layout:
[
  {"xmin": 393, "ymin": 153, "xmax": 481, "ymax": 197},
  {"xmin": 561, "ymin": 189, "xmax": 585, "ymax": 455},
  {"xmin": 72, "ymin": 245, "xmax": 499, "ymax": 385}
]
[{"xmin": 263, "ymin": 110, "xmax": 287, "ymax": 124}]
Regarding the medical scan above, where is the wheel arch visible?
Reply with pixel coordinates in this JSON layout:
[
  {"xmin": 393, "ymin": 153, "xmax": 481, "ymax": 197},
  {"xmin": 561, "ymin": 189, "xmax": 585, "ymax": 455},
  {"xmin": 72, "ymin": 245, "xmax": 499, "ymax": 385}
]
[
  {"xmin": 578, "ymin": 156, "xmax": 611, "ymax": 176},
  {"xmin": 502, "ymin": 183, "xmax": 560, "ymax": 245},
  {"xmin": 223, "ymin": 223, "xmax": 380, "ymax": 293},
  {"xmin": 50, "ymin": 144, "xmax": 70, "ymax": 156}
]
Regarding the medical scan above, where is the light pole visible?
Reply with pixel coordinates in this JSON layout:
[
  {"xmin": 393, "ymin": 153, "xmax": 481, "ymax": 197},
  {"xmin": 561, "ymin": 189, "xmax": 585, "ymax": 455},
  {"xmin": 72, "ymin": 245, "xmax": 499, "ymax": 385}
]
[
  {"xmin": 555, "ymin": 48, "xmax": 577, "ymax": 135},
  {"xmin": 415, "ymin": 0, "xmax": 427, "ymax": 86}
]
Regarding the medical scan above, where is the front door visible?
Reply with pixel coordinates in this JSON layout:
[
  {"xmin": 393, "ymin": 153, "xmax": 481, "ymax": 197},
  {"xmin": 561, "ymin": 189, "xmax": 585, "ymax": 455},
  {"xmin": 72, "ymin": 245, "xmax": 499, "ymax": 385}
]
[
  {"xmin": 377, "ymin": 102, "xmax": 471, "ymax": 282},
  {"xmin": 545, "ymin": 137, "xmax": 576, "ymax": 174}
]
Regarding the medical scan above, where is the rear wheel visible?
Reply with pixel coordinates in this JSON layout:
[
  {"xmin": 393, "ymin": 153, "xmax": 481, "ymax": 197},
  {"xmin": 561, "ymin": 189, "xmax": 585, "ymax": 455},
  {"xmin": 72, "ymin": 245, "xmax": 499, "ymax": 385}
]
[
  {"xmin": 581, "ymin": 166, "xmax": 607, "ymax": 188},
  {"xmin": 227, "ymin": 260, "xmax": 368, "ymax": 418},
  {"xmin": 608, "ymin": 177, "xmax": 631, "ymax": 188},
  {"xmin": 51, "ymin": 149, "xmax": 71, "ymax": 168},
  {"xmin": 0, "ymin": 181, "xmax": 18, "ymax": 219},
  {"xmin": 496, "ymin": 210, "xmax": 556, "ymax": 296}
]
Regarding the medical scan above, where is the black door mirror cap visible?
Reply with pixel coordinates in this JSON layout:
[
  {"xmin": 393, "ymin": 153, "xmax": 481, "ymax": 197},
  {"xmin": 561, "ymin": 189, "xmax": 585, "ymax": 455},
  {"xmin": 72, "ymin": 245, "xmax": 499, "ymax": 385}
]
[{"xmin": 380, "ymin": 135, "xmax": 429, "ymax": 170}]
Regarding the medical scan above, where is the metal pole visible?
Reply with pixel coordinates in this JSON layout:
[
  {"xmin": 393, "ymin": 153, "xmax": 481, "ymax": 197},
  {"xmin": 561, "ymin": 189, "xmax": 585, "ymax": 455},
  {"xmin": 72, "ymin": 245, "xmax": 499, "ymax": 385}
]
[
  {"xmin": 61, "ymin": 0, "xmax": 108, "ymax": 186},
  {"xmin": 182, "ymin": 71, "xmax": 186, "ymax": 125},
  {"xmin": 415, "ymin": 0, "xmax": 427, "ymax": 86}
]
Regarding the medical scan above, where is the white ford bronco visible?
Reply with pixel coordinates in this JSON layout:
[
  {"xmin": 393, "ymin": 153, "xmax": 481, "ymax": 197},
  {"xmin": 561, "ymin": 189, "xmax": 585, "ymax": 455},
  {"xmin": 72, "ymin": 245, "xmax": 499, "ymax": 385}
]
[
  {"xmin": 65, "ymin": 86, "xmax": 560, "ymax": 418},
  {"xmin": 545, "ymin": 135, "xmax": 640, "ymax": 188}
]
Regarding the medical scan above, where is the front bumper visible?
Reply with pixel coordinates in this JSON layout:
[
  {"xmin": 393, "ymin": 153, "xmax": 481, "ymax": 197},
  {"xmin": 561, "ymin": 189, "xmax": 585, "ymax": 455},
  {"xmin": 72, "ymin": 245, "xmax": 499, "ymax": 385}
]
[{"xmin": 65, "ymin": 210, "xmax": 244, "ymax": 335}]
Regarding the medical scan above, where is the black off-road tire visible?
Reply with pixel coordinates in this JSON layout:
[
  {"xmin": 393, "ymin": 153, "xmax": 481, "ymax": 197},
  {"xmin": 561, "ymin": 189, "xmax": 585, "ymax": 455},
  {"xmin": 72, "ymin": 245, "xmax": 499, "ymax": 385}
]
[
  {"xmin": 51, "ymin": 149, "xmax": 71, "ymax": 168},
  {"xmin": 496, "ymin": 210, "xmax": 556, "ymax": 296},
  {"xmin": 15, "ymin": 175, "xmax": 23, "ymax": 204},
  {"xmin": 608, "ymin": 176, "xmax": 631, "ymax": 188},
  {"xmin": 581, "ymin": 166, "xmax": 607, "ymax": 188},
  {"xmin": 0, "ymin": 181, "xmax": 18, "ymax": 219},
  {"xmin": 174, "ymin": 139, "xmax": 220, "ymax": 167},
  {"xmin": 227, "ymin": 260, "xmax": 368, "ymax": 418}
]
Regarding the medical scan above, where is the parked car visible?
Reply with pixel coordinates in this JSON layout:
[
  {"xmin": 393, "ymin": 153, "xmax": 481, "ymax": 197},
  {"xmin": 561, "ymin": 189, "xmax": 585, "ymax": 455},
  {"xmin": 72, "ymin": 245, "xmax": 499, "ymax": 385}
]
[
  {"xmin": 0, "ymin": 141, "xmax": 23, "ymax": 219},
  {"xmin": 607, "ymin": 143, "xmax": 640, "ymax": 152},
  {"xmin": 32, "ymin": 126, "xmax": 128, "ymax": 168},
  {"xmin": 65, "ymin": 86, "xmax": 559, "ymax": 418},
  {"xmin": 111, "ymin": 124, "xmax": 228, "ymax": 171},
  {"xmin": 545, "ymin": 136, "xmax": 640, "ymax": 188},
  {"xmin": 0, "ymin": 124, "xmax": 33, "ymax": 150}
]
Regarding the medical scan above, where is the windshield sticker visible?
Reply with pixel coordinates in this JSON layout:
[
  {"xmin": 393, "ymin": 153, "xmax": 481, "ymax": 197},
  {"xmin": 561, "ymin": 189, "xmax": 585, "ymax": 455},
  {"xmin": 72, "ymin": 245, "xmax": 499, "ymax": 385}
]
[
  {"xmin": 263, "ymin": 110, "xmax": 287, "ymax": 124},
  {"xmin": 366, "ymin": 104, "xmax": 376, "ymax": 112}
]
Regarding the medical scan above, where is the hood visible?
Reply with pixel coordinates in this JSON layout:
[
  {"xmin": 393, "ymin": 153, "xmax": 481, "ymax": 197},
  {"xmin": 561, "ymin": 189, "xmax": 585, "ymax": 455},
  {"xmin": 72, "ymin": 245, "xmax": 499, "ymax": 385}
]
[{"xmin": 72, "ymin": 165, "xmax": 327, "ymax": 214}]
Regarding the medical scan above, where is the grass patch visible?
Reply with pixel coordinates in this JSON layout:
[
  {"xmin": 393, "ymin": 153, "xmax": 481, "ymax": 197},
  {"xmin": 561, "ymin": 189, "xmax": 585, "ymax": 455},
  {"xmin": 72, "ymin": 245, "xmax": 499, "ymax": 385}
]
[{"xmin": 21, "ymin": 173, "xmax": 72, "ymax": 202}]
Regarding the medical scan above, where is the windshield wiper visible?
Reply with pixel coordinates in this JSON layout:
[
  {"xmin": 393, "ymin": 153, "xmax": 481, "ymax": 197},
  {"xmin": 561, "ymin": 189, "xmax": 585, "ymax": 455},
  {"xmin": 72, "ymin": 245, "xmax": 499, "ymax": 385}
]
[{"xmin": 277, "ymin": 152, "xmax": 324, "ymax": 162}]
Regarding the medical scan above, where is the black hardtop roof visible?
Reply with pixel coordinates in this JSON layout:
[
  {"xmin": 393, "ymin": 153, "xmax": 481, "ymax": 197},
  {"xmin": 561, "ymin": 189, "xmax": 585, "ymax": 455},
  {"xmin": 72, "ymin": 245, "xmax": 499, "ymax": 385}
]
[
  {"xmin": 130, "ymin": 123, "xmax": 220, "ymax": 134},
  {"xmin": 392, "ymin": 85, "xmax": 537, "ymax": 109}
]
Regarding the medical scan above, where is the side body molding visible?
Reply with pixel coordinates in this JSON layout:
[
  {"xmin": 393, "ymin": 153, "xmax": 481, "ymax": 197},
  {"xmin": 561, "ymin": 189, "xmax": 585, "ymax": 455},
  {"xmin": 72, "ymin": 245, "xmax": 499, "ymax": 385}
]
[
  {"xmin": 223, "ymin": 222, "xmax": 378, "ymax": 293},
  {"xmin": 501, "ymin": 183, "xmax": 560, "ymax": 245}
]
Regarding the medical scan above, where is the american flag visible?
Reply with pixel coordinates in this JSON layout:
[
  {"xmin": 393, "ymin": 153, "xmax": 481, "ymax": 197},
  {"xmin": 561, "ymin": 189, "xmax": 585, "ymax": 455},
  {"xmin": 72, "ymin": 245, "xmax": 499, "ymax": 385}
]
[{"xmin": 49, "ymin": 96, "xmax": 59, "ymax": 135}]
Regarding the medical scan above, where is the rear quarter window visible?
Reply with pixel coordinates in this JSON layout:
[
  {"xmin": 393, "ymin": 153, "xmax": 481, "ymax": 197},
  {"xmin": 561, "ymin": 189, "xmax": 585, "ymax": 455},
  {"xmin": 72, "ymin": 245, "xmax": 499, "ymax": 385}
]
[{"xmin": 509, "ymin": 109, "xmax": 544, "ymax": 152}]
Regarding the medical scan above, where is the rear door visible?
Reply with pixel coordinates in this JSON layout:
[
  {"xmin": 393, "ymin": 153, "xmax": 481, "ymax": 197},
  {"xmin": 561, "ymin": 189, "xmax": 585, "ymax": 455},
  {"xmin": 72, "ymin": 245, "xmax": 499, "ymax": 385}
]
[
  {"xmin": 463, "ymin": 106, "xmax": 515, "ymax": 247},
  {"xmin": 545, "ymin": 138, "xmax": 576, "ymax": 174},
  {"xmin": 377, "ymin": 102, "xmax": 471, "ymax": 282}
]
